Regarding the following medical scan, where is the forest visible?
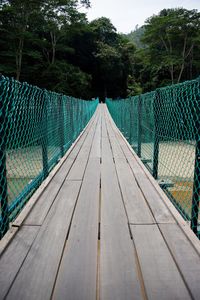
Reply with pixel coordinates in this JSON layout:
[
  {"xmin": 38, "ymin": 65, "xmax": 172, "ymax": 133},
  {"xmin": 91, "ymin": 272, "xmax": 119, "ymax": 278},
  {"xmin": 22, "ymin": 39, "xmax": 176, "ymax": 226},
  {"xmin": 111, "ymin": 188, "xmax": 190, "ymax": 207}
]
[{"xmin": 0, "ymin": 0, "xmax": 200, "ymax": 99}]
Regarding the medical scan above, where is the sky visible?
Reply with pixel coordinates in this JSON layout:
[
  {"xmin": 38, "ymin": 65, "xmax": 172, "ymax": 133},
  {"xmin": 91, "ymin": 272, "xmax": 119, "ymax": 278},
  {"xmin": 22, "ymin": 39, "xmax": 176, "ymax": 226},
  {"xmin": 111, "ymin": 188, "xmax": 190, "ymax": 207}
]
[{"xmin": 81, "ymin": 0, "xmax": 200, "ymax": 33}]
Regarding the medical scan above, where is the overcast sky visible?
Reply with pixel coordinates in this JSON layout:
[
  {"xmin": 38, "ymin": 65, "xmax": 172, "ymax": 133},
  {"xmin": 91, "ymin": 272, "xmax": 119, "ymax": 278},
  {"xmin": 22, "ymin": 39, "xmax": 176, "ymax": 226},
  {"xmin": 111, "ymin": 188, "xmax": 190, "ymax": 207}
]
[{"xmin": 82, "ymin": 0, "xmax": 200, "ymax": 33}]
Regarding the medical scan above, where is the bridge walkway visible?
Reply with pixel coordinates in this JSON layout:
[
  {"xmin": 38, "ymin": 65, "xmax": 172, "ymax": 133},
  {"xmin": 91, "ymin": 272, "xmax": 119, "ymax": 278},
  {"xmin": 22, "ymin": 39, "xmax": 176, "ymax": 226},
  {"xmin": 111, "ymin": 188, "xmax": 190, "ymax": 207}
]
[{"xmin": 0, "ymin": 104, "xmax": 200, "ymax": 300}]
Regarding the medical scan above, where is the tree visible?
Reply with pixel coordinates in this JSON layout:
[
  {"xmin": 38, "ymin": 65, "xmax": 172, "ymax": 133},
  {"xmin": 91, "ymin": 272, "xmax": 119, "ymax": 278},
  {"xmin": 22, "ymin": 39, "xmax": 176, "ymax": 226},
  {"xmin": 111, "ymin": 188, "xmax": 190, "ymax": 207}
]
[
  {"xmin": 90, "ymin": 17, "xmax": 118, "ymax": 46},
  {"xmin": 89, "ymin": 18, "xmax": 136, "ymax": 99},
  {"xmin": 0, "ymin": 0, "xmax": 90, "ymax": 80},
  {"xmin": 0, "ymin": 0, "xmax": 45, "ymax": 80},
  {"xmin": 41, "ymin": 0, "xmax": 89, "ymax": 65},
  {"xmin": 142, "ymin": 8, "xmax": 200, "ymax": 84}
]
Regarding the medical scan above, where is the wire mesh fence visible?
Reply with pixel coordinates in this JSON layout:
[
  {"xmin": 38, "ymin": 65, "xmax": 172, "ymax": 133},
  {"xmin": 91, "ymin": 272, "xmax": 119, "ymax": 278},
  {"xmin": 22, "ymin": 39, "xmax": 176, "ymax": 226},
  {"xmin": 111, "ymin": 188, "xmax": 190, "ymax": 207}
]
[
  {"xmin": 106, "ymin": 78, "xmax": 200, "ymax": 238},
  {"xmin": 0, "ymin": 75, "xmax": 98, "ymax": 238}
]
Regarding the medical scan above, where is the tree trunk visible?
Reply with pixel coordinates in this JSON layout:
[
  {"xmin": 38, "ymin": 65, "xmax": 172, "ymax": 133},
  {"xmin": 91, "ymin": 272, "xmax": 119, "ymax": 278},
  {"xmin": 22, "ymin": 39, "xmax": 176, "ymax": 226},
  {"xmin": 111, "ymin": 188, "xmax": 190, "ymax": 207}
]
[
  {"xmin": 52, "ymin": 46, "xmax": 56, "ymax": 64},
  {"xmin": 16, "ymin": 37, "xmax": 24, "ymax": 81},
  {"xmin": 177, "ymin": 35, "xmax": 187, "ymax": 83},
  {"xmin": 160, "ymin": 35, "xmax": 175, "ymax": 84},
  {"xmin": 177, "ymin": 63, "xmax": 185, "ymax": 83},
  {"xmin": 50, "ymin": 31, "xmax": 57, "ymax": 64}
]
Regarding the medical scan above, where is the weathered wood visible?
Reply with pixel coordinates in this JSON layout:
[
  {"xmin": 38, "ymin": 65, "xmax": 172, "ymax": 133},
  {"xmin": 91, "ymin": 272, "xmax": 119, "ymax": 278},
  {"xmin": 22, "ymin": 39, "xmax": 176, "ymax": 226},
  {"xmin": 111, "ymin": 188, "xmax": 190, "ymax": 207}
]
[
  {"xmin": 6, "ymin": 181, "xmax": 81, "ymax": 300},
  {"xmin": 106, "ymin": 116, "xmax": 155, "ymax": 224},
  {"xmin": 0, "ymin": 226, "xmax": 39, "ymax": 299},
  {"xmin": 24, "ymin": 157, "xmax": 74, "ymax": 225},
  {"xmin": 128, "ymin": 159, "xmax": 175, "ymax": 223},
  {"xmin": 101, "ymin": 109, "xmax": 108, "ymax": 138},
  {"xmin": 159, "ymin": 223, "xmax": 200, "ymax": 300},
  {"xmin": 131, "ymin": 224, "xmax": 191, "ymax": 300},
  {"xmin": 115, "ymin": 159, "xmax": 155, "ymax": 224},
  {"xmin": 24, "ymin": 114, "xmax": 97, "ymax": 226},
  {"xmin": 53, "ymin": 158, "xmax": 100, "ymax": 300},
  {"xmin": 106, "ymin": 121, "xmax": 126, "ymax": 160},
  {"xmin": 0, "ymin": 226, "xmax": 18, "ymax": 256},
  {"xmin": 1, "ymin": 104, "xmax": 200, "ymax": 300},
  {"xmin": 90, "ymin": 112, "xmax": 102, "ymax": 158},
  {"xmin": 67, "ymin": 117, "xmax": 98, "ymax": 180},
  {"xmin": 13, "ymin": 109, "xmax": 98, "ymax": 228},
  {"xmin": 100, "ymin": 119, "xmax": 143, "ymax": 300},
  {"xmin": 117, "ymin": 141, "xmax": 175, "ymax": 223},
  {"xmin": 67, "ymin": 112, "xmax": 96, "ymax": 160},
  {"xmin": 108, "ymin": 108, "xmax": 187, "ymax": 225},
  {"xmin": 180, "ymin": 223, "xmax": 200, "ymax": 255}
]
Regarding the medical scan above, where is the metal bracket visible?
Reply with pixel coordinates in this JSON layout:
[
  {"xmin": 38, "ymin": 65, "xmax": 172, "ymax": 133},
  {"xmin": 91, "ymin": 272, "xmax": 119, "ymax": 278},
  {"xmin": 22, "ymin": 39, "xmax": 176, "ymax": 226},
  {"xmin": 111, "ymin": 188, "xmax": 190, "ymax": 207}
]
[{"xmin": 157, "ymin": 179, "xmax": 174, "ymax": 189}]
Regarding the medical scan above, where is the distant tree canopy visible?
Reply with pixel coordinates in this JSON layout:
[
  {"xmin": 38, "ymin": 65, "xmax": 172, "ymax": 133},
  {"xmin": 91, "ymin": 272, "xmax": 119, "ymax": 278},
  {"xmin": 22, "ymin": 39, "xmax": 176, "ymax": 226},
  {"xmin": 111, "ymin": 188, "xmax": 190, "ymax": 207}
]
[
  {"xmin": 139, "ymin": 8, "xmax": 200, "ymax": 89},
  {"xmin": 0, "ymin": 4, "xmax": 200, "ymax": 98}
]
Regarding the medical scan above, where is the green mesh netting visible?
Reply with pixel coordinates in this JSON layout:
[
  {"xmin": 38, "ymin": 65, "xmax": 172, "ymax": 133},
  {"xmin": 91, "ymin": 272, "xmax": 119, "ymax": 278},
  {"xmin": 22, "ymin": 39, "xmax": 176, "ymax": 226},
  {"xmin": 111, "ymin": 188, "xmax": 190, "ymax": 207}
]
[
  {"xmin": 106, "ymin": 78, "xmax": 200, "ymax": 237},
  {"xmin": 0, "ymin": 75, "xmax": 98, "ymax": 238}
]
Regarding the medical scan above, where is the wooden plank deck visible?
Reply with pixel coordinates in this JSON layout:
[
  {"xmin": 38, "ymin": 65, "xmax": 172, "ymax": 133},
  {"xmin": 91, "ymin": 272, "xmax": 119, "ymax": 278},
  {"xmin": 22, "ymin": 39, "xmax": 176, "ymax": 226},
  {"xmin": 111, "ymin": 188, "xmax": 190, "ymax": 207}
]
[{"xmin": 0, "ymin": 104, "xmax": 200, "ymax": 300}]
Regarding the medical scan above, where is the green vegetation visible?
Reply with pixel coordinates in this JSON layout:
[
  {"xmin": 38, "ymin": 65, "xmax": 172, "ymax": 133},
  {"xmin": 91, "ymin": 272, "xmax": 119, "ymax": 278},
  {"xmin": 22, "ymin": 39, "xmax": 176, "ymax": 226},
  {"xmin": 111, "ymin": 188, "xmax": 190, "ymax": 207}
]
[
  {"xmin": 1, "ymin": 2, "xmax": 200, "ymax": 98},
  {"xmin": 125, "ymin": 25, "xmax": 145, "ymax": 49}
]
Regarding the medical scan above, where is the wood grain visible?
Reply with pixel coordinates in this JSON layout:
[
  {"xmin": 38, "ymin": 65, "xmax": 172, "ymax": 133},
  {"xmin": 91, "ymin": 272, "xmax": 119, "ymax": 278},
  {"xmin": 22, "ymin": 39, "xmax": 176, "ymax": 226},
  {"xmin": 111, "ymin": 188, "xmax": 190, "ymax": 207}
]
[
  {"xmin": 100, "ymin": 117, "xmax": 143, "ymax": 300},
  {"xmin": 6, "ymin": 181, "xmax": 81, "ymax": 300},
  {"xmin": 159, "ymin": 223, "xmax": 200, "ymax": 300},
  {"xmin": 131, "ymin": 224, "xmax": 191, "ymax": 300},
  {"xmin": 53, "ymin": 159, "xmax": 100, "ymax": 300},
  {"xmin": 0, "ymin": 226, "xmax": 39, "ymax": 299}
]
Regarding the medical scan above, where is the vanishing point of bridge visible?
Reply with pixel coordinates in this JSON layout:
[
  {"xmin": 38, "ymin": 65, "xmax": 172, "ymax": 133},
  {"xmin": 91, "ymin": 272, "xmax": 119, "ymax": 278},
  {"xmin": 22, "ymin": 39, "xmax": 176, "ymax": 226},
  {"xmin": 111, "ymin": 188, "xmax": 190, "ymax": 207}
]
[{"xmin": 0, "ymin": 104, "xmax": 200, "ymax": 300}]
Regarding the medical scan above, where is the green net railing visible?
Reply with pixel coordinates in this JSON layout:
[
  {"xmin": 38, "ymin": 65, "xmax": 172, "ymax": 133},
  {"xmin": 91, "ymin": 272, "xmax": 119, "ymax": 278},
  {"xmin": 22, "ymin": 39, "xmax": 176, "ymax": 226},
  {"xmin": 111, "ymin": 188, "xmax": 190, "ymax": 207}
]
[
  {"xmin": 106, "ymin": 78, "xmax": 200, "ymax": 238},
  {"xmin": 0, "ymin": 75, "xmax": 98, "ymax": 238}
]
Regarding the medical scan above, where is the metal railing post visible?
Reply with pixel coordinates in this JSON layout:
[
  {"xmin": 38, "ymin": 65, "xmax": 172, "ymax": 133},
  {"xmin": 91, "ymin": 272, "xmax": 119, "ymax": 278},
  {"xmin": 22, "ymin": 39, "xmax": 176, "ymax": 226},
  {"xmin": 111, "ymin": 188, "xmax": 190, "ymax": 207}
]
[
  {"xmin": 152, "ymin": 90, "xmax": 160, "ymax": 179},
  {"xmin": 41, "ymin": 90, "xmax": 48, "ymax": 179},
  {"xmin": 129, "ymin": 98, "xmax": 133, "ymax": 145},
  {"xmin": 137, "ymin": 95, "xmax": 142, "ymax": 157},
  {"xmin": 70, "ymin": 97, "xmax": 75, "ymax": 142},
  {"xmin": 191, "ymin": 79, "xmax": 200, "ymax": 235},
  {"xmin": 0, "ymin": 77, "xmax": 9, "ymax": 236},
  {"xmin": 191, "ymin": 141, "xmax": 200, "ymax": 235},
  {"xmin": 59, "ymin": 94, "xmax": 64, "ymax": 157}
]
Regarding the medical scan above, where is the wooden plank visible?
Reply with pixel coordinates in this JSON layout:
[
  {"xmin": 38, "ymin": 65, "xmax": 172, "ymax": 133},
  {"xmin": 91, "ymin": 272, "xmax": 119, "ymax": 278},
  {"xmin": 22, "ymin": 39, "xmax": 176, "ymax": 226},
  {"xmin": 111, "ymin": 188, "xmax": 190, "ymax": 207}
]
[
  {"xmin": 118, "ymin": 143, "xmax": 175, "ymax": 223},
  {"xmin": 13, "ymin": 108, "xmax": 98, "ymax": 228},
  {"xmin": 0, "ymin": 227, "xmax": 18, "ymax": 256},
  {"xmin": 100, "ymin": 119, "xmax": 143, "ymax": 300},
  {"xmin": 106, "ymin": 121, "xmax": 126, "ymax": 160},
  {"xmin": 107, "ymin": 105, "xmax": 200, "ymax": 255},
  {"xmin": 24, "ymin": 113, "xmax": 97, "ymax": 225},
  {"xmin": 0, "ymin": 226, "xmax": 39, "ymax": 299},
  {"xmin": 101, "ymin": 107, "xmax": 108, "ymax": 138},
  {"xmin": 107, "ymin": 108, "xmax": 183, "ymax": 224},
  {"xmin": 131, "ymin": 224, "xmax": 192, "ymax": 300},
  {"xmin": 67, "ymin": 117, "xmax": 98, "ymax": 180},
  {"xmin": 107, "ymin": 108, "xmax": 200, "ymax": 253},
  {"xmin": 24, "ymin": 157, "xmax": 74, "ymax": 226},
  {"xmin": 90, "ymin": 111, "xmax": 101, "ymax": 158},
  {"xmin": 114, "ymin": 159, "xmax": 155, "ymax": 224},
  {"xmin": 53, "ymin": 158, "xmax": 100, "ymax": 300},
  {"xmin": 67, "ymin": 109, "xmax": 98, "ymax": 159},
  {"xmin": 179, "ymin": 223, "xmax": 200, "ymax": 255},
  {"xmin": 121, "ymin": 134, "xmax": 200, "ymax": 252},
  {"xmin": 105, "ymin": 115, "xmax": 155, "ymax": 224},
  {"xmin": 105, "ymin": 106, "xmax": 175, "ymax": 224},
  {"xmin": 6, "ymin": 181, "xmax": 81, "ymax": 300},
  {"xmin": 122, "ymin": 135, "xmax": 194, "ymax": 226},
  {"xmin": 159, "ymin": 223, "xmax": 200, "ymax": 300},
  {"xmin": 127, "ymin": 155, "xmax": 175, "ymax": 223}
]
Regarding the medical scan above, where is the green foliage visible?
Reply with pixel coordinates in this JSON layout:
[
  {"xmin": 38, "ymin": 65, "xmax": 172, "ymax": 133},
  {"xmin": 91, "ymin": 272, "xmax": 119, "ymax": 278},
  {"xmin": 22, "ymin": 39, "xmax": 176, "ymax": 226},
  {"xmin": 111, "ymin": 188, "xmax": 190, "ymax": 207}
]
[
  {"xmin": 127, "ymin": 75, "xmax": 142, "ymax": 96},
  {"xmin": 142, "ymin": 8, "xmax": 200, "ymax": 86},
  {"xmin": 90, "ymin": 17, "xmax": 118, "ymax": 46},
  {"xmin": 1, "ymin": 3, "xmax": 199, "ymax": 98},
  {"xmin": 125, "ymin": 26, "xmax": 145, "ymax": 49}
]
